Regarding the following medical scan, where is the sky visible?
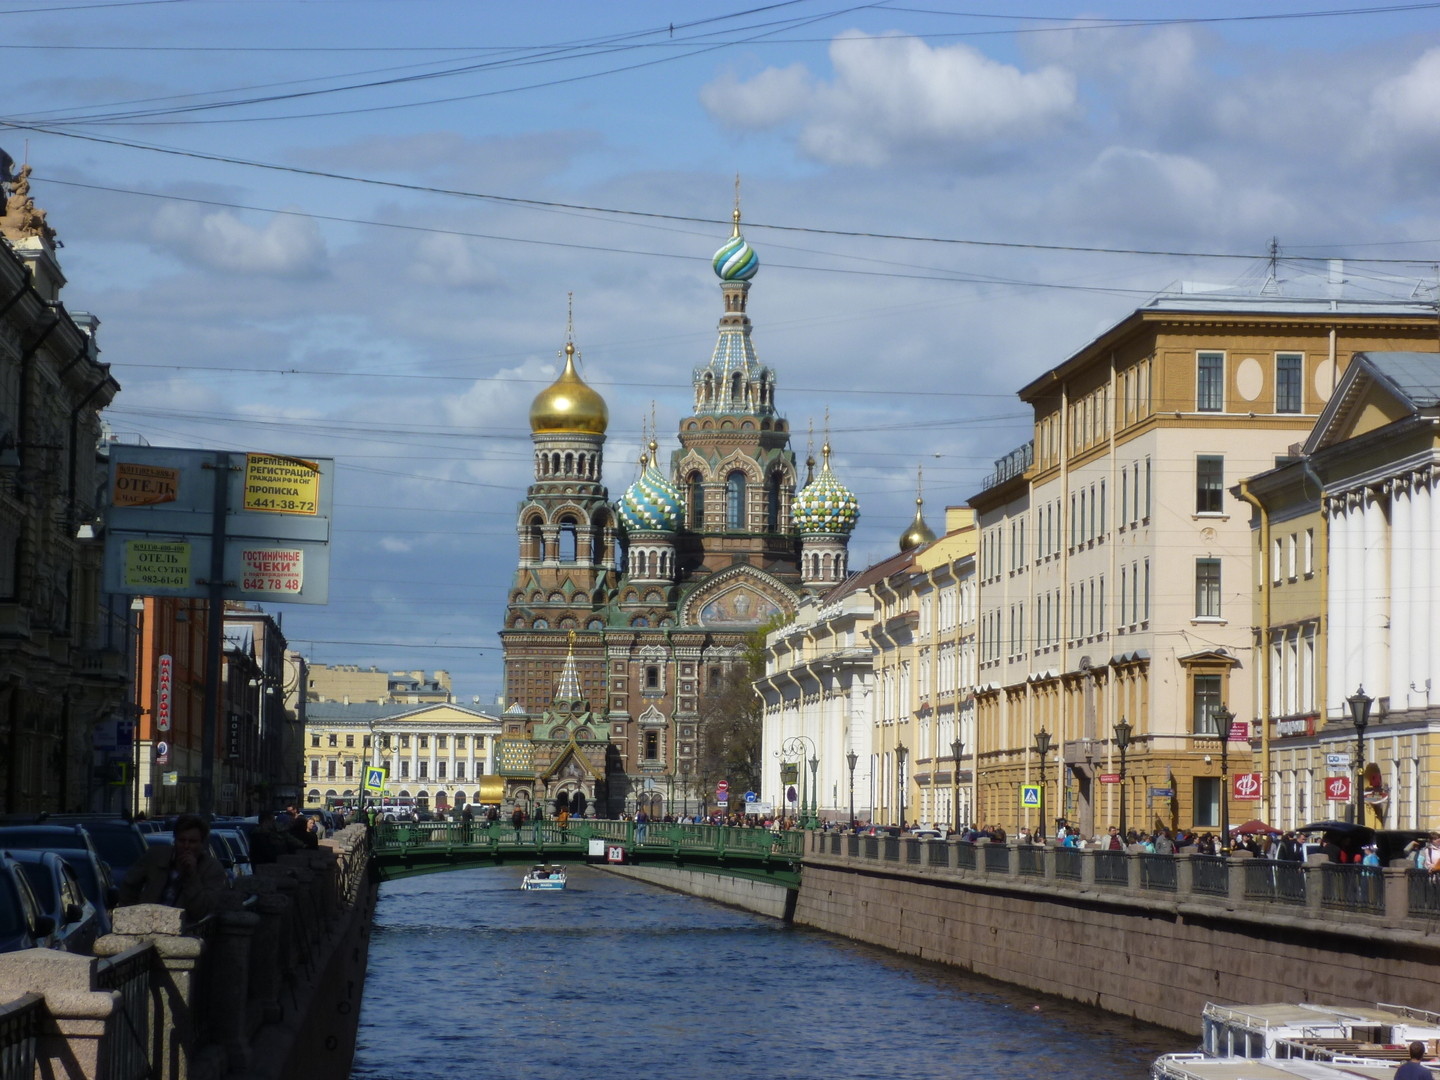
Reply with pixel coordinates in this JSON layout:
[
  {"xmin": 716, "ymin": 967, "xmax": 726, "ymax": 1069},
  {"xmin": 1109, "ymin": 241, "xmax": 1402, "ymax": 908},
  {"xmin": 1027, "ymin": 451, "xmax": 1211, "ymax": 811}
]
[{"xmin": 7, "ymin": 0, "xmax": 1440, "ymax": 704}]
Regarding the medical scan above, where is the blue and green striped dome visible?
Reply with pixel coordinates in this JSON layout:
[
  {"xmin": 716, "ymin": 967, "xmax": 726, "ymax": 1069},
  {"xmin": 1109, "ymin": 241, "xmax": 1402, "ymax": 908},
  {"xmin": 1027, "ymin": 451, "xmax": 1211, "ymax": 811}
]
[
  {"xmin": 713, "ymin": 232, "xmax": 759, "ymax": 282},
  {"xmin": 618, "ymin": 459, "xmax": 683, "ymax": 534},
  {"xmin": 794, "ymin": 448, "xmax": 859, "ymax": 536}
]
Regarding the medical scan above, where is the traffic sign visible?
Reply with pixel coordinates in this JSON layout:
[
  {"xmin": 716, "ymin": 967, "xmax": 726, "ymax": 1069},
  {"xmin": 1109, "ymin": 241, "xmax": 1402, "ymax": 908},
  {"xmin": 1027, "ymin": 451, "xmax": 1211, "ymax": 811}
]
[
  {"xmin": 363, "ymin": 766, "xmax": 387, "ymax": 794},
  {"xmin": 717, "ymin": 780, "xmax": 730, "ymax": 793},
  {"xmin": 1020, "ymin": 783, "xmax": 1041, "ymax": 807},
  {"xmin": 744, "ymin": 791, "xmax": 757, "ymax": 803}
]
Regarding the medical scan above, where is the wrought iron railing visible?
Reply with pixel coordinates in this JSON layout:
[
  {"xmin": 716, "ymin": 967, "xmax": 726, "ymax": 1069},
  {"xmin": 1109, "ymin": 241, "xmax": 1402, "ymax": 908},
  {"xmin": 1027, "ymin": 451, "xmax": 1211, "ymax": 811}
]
[
  {"xmin": 94, "ymin": 943, "xmax": 154, "ymax": 1080},
  {"xmin": 0, "ymin": 993, "xmax": 42, "ymax": 1080},
  {"xmin": 1017, "ymin": 845, "xmax": 1045, "ymax": 877},
  {"xmin": 1407, "ymin": 869, "xmax": 1440, "ymax": 919},
  {"xmin": 1319, "ymin": 863, "xmax": 1384, "ymax": 914},
  {"xmin": 1093, "ymin": 850, "xmax": 1127, "ymax": 886},
  {"xmin": 1137, "ymin": 853, "xmax": 1178, "ymax": 891},
  {"xmin": 1190, "ymin": 855, "xmax": 1228, "ymax": 896},
  {"xmin": 1053, "ymin": 847, "xmax": 1082, "ymax": 881}
]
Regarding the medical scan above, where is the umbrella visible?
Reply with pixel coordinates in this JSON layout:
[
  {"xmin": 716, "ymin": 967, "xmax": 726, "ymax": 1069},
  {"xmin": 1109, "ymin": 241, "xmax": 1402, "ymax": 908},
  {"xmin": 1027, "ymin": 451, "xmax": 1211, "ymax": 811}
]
[{"xmin": 1230, "ymin": 819, "xmax": 1280, "ymax": 835}]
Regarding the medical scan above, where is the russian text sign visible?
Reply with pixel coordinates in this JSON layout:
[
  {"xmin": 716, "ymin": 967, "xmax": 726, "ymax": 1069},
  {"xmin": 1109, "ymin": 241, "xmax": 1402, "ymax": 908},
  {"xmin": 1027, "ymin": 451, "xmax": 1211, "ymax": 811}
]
[{"xmin": 242, "ymin": 454, "xmax": 320, "ymax": 515}]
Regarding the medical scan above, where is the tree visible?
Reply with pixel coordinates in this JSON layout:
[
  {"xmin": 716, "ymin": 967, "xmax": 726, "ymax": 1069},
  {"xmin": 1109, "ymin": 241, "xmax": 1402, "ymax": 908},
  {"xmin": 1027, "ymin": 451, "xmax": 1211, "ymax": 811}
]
[{"xmin": 694, "ymin": 619, "xmax": 784, "ymax": 807}]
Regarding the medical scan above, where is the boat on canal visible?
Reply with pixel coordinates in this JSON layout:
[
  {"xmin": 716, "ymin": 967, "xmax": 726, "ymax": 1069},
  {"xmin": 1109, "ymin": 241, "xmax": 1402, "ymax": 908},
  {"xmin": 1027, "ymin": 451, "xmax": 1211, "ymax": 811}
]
[
  {"xmin": 1201, "ymin": 1001, "xmax": 1440, "ymax": 1062},
  {"xmin": 1154, "ymin": 1053, "xmax": 1401, "ymax": 1080},
  {"xmin": 520, "ymin": 864, "xmax": 567, "ymax": 891}
]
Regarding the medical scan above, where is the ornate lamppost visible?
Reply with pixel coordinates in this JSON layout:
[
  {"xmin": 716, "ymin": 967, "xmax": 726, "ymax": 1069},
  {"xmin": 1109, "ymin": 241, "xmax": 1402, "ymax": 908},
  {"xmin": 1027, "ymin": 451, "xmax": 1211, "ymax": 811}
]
[
  {"xmin": 846, "ymin": 749, "xmax": 858, "ymax": 827},
  {"xmin": 1212, "ymin": 703, "xmax": 1234, "ymax": 848},
  {"xmin": 1348, "ymin": 686, "xmax": 1373, "ymax": 826},
  {"xmin": 680, "ymin": 760, "xmax": 690, "ymax": 819},
  {"xmin": 896, "ymin": 743, "xmax": 908, "ymax": 828},
  {"xmin": 1033, "ymin": 728, "xmax": 1052, "ymax": 840},
  {"xmin": 1113, "ymin": 718, "xmax": 1132, "ymax": 842},
  {"xmin": 807, "ymin": 755, "xmax": 819, "ymax": 828},
  {"xmin": 950, "ymin": 738, "xmax": 964, "ymax": 832}
]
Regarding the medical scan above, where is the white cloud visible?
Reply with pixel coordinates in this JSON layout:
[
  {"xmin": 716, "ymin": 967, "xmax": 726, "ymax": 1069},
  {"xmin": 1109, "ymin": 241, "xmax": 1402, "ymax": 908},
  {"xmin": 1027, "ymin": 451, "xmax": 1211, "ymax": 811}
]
[
  {"xmin": 409, "ymin": 232, "xmax": 502, "ymax": 289},
  {"xmin": 702, "ymin": 31, "xmax": 1078, "ymax": 165},
  {"xmin": 378, "ymin": 537, "xmax": 414, "ymax": 553},
  {"xmin": 1372, "ymin": 47, "xmax": 1440, "ymax": 135},
  {"xmin": 150, "ymin": 205, "xmax": 327, "ymax": 277}
]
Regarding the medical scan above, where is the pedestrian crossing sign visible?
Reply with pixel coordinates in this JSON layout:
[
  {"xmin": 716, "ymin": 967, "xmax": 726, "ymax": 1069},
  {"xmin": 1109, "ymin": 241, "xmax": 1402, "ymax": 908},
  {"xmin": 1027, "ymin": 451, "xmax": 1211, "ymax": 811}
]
[
  {"xmin": 363, "ymin": 766, "xmax": 387, "ymax": 794},
  {"xmin": 1020, "ymin": 783, "xmax": 1041, "ymax": 808}
]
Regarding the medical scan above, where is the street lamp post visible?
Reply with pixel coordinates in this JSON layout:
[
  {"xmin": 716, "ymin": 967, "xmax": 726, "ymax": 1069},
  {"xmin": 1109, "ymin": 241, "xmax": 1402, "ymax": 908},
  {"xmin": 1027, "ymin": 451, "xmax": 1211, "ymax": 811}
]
[
  {"xmin": 896, "ymin": 743, "xmax": 908, "ymax": 828},
  {"xmin": 680, "ymin": 760, "xmax": 690, "ymax": 819},
  {"xmin": 1113, "ymin": 719, "xmax": 1132, "ymax": 842},
  {"xmin": 1033, "ymin": 728, "xmax": 1052, "ymax": 840},
  {"xmin": 1212, "ymin": 704, "xmax": 1234, "ymax": 849},
  {"xmin": 807, "ymin": 756, "xmax": 819, "ymax": 828},
  {"xmin": 1348, "ymin": 686, "xmax": 1373, "ymax": 826},
  {"xmin": 950, "ymin": 738, "xmax": 964, "ymax": 832},
  {"xmin": 846, "ymin": 749, "xmax": 858, "ymax": 827}
]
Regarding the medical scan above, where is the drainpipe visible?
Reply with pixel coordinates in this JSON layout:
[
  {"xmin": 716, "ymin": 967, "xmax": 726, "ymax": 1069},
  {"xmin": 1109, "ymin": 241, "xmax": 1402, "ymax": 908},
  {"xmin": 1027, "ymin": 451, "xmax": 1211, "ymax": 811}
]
[{"xmin": 1233, "ymin": 477, "xmax": 1272, "ymax": 822}]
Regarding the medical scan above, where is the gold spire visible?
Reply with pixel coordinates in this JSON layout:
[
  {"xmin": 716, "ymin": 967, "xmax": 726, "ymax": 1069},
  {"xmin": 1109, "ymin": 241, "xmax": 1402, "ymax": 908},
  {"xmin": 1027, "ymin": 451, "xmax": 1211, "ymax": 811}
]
[
  {"xmin": 732, "ymin": 173, "xmax": 742, "ymax": 237},
  {"xmin": 899, "ymin": 464, "xmax": 936, "ymax": 552},
  {"xmin": 529, "ymin": 295, "xmax": 608, "ymax": 435}
]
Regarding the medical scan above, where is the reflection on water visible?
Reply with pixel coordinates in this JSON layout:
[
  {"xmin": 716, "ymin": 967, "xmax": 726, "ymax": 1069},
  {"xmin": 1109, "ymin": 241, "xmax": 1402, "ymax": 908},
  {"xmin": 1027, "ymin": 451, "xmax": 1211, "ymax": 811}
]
[{"xmin": 353, "ymin": 864, "xmax": 1179, "ymax": 1080}]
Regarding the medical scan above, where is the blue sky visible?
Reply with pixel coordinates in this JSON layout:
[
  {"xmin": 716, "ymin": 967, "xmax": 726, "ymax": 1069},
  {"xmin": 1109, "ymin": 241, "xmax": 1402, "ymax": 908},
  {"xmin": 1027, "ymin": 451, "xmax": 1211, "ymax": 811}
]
[{"xmin": 7, "ymin": 1, "xmax": 1440, "ymax": 704}]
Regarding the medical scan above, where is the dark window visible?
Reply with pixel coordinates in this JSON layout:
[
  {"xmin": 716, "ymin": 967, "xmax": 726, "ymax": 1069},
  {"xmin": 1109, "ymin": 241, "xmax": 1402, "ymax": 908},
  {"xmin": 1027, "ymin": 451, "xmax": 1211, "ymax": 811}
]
[
  {"xmin": 645, "ymin": 665, "xmax": 659, "ymax": 689},
  {"xmin": 645, "ymin": 732, "xmax": 659, "ymax": 760},
  {"xmin": 767, "ymin": 472, "xmax": 783, "ymax": 532},
  {"xmin": 328, "ymin": 734, "xmax": 337, "ymax": 747},
  {"xmin": 1276, "ymin": 353, "xmax": 1303, "ymax": 413},
  {"xmin": 311, "ymin": 734, "xmax": 320, "ymax": 748},
  {"xmin": 1197, "ymin": 352, "xmax": 1224, "ymax": 412},
  {"xmin": 1195, "ymin": 558, "xmax": 1221, "ymax": 618},
  {"xmin": 1193, "ymin": 674, "xmax": 1222, "ymax": 734},
  {"xmin": 726, "ymin": 472, "xmax": 746, "ymax": 529},
  {"xmin": 688, "ymin": 473, "xmax": 704, "ymax": 529},
  {"xmin": 1196, "ymin": 456, "xmax": 1224, "ymax": 514},
  {"xmin": 345, "ymin": 734, "xmax": 354, "ymax": 748}
]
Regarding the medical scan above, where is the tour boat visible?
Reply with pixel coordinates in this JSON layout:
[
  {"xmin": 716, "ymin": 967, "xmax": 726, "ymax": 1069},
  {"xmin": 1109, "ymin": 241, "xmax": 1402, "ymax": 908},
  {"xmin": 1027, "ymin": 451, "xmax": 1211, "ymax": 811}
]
[
  {"xmin": 520, "ymin": 864, "xmax": 567, "ymax": 891},
  {"xmin": 1154, "ymin": 1053, "xmax": 1400, "ymax": 1080},
  {"xmin": 1201, "ymin": 1002, "xmax": 1440, "ymax": 1061}
]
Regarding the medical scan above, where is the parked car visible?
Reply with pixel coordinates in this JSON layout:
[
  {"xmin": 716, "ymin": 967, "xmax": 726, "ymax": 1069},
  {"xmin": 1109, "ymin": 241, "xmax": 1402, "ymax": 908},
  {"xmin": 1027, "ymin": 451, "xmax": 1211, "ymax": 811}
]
[
  {"xmin": 909, "ymin": 825, "xmax": 944, "ymax": 840},
  {"xmin": 0, "ymin": 826, "xmax": 114, "ymax": 917},
  {"xmin": 209, "ymin": 828, "xmax": 254, "ymax": 878},
  {"xmin": 9, "ymin": 849, "xmax": 102, "ymax": 954},
  {"xmin": 37, "ymin": 818, "xmax": 150, "ymax": 882},
  {"xmin": 145, "ymin": 831, "xmax": 250, "ymax": 885},
  {"xmin": 0, "ymin": 850, "xmax": 55, "ymax": 954}
]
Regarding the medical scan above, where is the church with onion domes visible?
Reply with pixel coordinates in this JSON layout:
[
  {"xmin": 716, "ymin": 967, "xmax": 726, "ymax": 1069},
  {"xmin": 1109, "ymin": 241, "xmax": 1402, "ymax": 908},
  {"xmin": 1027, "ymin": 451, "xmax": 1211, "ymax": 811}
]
[{"xmin": 495, "ymin": 205, "xmax": 869, "ymax": 819}]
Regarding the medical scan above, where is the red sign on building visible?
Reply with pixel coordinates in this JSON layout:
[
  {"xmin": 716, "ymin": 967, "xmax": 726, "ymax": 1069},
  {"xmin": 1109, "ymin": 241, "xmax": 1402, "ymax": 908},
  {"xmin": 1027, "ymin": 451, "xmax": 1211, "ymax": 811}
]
[
  {"xmin": 156, "ymin": 654, "xmax": 172, "ymax": 733},
  {"xmin": 1325, "ymin": 775, "xmax": 1352, "ymax": 802},
  {"xmin": 1232, "ymin": 772, "xmax": 1263, "ymax": 801},
  {"xmin": 1098, "ymin": 773, "xmax": 1121, "ymax": 784}
]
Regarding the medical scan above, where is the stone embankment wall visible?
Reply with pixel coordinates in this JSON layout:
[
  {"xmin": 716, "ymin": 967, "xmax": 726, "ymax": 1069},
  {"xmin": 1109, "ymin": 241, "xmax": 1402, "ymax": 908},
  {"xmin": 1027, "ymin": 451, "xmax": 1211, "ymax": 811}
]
[
  {"xmin": 600, "ymin": 864, "xmax": 794, "ymax": 920},
  {"xmin": 794, "ymin": 851, "xmax": 1440, "ymax": 1035},
  {"xmin": 0, "ymin": 825, "xmax": 377, "ymax": 1080}
]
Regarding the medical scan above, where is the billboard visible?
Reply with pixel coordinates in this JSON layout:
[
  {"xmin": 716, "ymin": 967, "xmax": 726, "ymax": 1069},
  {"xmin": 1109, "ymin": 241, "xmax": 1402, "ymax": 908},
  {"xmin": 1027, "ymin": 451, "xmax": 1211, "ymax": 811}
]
[{"xmin": 103, "ymin": 445, "xmax": 333, "ymax": 604}]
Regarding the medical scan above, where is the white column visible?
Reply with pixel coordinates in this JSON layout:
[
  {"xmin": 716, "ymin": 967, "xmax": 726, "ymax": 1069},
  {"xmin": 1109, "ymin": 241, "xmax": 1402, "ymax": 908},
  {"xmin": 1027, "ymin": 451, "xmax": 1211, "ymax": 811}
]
[
  {"xmin": 1326, "ymin": 499, "xmax": 1349, "ymax": 718},
  {"xmin": 1429, "ymin": 473, "xmax": 1440, "ymax": 706},
  {"xmin": 1389, "ymin": 479, "xmax": 1411, "ymax": 709},
  {"xmin": 1344, "ymin": 493, "xmax": 1365, "ymax": 705},
  {"xmin": 1408, "ymin": 475, "xmax": 1429, "ymax": 709},
  {"xmin": 1362, "ymin": 488, "xmax": 1389, "ymax": 702}
]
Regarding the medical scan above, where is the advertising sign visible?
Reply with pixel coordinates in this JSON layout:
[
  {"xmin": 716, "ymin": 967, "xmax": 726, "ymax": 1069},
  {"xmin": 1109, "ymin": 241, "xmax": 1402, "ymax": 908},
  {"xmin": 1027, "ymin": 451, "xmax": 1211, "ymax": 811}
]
[
  {"xmin": 241, "ymin": 454, "xmax": 321, "ymax": 515},
  {"xmin": 155, "ymin": 739, "xmax": 170, "ymax": 766},
  {"xmin": 1227, "ymin": 721, "xmax": 1251, "ymax": 743},
  {"xmin": 1232, "ymin": 772, "xmax": 1263, "ymax": 801},
  {"xmin": 124, "ymin": 541, "xmax": 192, "ymax": 590},
  {"xmin": 112, "ymin": 461, "xmax": 179, "ymax": 507},
  {"xmin": 156, "ymin": 654, "xmax": 172, "ymax": 733},
  {"xmin": 1325, "ymin": 775, "xmax": 1352, "ymax": 802},
  {"xmin": 1098, "ymin": 773, "xmax": 1121, "ymax": 784}
]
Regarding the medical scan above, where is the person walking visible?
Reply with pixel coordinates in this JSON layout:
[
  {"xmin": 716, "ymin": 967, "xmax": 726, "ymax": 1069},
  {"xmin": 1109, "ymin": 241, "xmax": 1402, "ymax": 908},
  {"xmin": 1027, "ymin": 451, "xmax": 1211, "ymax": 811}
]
[
  {"xmin": 511, "ymin": 805, "xmax": 526, "ymax": 842},
  {"xmin": 1396, "ymin": 1041, "xmax": 1433, "ymax": 1080}
]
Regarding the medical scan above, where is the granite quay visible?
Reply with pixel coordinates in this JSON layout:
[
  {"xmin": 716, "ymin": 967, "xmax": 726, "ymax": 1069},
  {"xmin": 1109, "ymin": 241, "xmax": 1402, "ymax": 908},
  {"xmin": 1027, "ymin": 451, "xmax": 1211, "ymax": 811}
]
[
  {"xmin": 0, "ymin": 826, "xmax": 374, "ymax": 1080},
  {"xmin": 794, "ymin": 833, "xmax": 1440, "ymax": 1035}
]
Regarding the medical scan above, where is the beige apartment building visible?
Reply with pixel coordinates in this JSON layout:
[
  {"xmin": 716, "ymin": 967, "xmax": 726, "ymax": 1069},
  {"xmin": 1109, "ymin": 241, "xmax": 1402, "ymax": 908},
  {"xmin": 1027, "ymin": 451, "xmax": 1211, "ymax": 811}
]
[
  {"xmin": 969, "ymin": 283, "xmax": 1440, "ymax": 840},
  {"xmin": 306, "ymin": 664, "xmax": 453, "ymax": 705}
]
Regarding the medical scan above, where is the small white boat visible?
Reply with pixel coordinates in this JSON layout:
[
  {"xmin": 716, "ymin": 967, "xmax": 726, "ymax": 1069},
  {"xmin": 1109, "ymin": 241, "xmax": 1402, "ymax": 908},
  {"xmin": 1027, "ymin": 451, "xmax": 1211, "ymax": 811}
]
[
  {"xmin": 1202, "ymin": 1002, "xmax": 1440, "ymax": 1061},
  {"xmin": 520, "ymin": 864, "xmax": 567, "ymax": 891},
  {"xmin": 1154, "ymin": 1052, "xmax": 1401, "ymax": 1080}
]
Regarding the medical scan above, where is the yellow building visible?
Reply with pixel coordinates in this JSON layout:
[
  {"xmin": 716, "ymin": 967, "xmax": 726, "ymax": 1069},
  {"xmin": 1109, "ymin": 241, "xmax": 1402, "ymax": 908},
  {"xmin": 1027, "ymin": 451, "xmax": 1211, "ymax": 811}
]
[
  {"xmin": 303, "ymin": 701, "xmax": 502, "ymax": 811},
  {"xmin": 1238, "ymin": 351, "xmax": 1440, "ymax": 831},
  {"xmin": 969, "ymin": 285, "xmax": 1440, "ymax": 840}
]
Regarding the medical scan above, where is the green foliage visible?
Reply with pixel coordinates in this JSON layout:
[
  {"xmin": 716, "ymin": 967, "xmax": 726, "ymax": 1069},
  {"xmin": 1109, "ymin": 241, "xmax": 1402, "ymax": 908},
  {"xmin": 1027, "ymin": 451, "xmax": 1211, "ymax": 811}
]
[{"xmin": 693, "ymin": 621, "xmax": 784, "ymax": 804}]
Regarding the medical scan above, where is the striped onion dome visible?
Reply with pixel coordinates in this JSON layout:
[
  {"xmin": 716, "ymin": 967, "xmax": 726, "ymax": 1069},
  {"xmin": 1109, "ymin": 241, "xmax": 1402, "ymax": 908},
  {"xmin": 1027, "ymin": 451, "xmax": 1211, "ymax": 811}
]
[
  {"xmin": 713, "ymin": 207, "xmax": 759, "ymax": 281},
  {"xmin": 618, "ymin": 444, "xmax": 683, "ymax": 533},
  {"xmin": 793, "ymin": 444, "xmax": 859, "ymax": 536}
]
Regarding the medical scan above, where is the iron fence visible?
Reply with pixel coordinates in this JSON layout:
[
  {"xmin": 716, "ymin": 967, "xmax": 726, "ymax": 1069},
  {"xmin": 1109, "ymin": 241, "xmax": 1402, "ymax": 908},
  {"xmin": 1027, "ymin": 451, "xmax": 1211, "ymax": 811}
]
[
  {"xmin": 94, "ymin": 943, "xmax": 154, "ymax": 1080},
  {"xmin": 1190, "ymin": 855, "xmax": 1228, "ymax": 897},
  {"xmin": 1407, "ymin": 869, "xmax": 1440, "ymax": 919},
  {"xmin": 1017, "ymin": 845, "xmax": 1045, "ymax": 877},
  {"xmin": 0, "ymin": 993, "xmax": 41, "ymax": 1080},
  {"xmin": 903, "ymin": 839, "xmax": 923, "ymax": 865},
  {"xmin": 983, "ymin": 843, "xmax": 1010, "ymax": 874},
  {"xmin": 1137, "ymin": 853, "xmax": 1178, "ymax": 891},
  {"xmin": 1241, "ymin": 859, "xmax": 1305, "ymax": 905},
  {"xmin": 1093, "ymin": 850, "xmax": 1128, "ymax": 886},
  {"xmin": 955, "ymin": 842, "xmax": 977, "ymax": 871},
  {"xmin": 1053, "ymin": 846, "xmax": 1082, "ymax": 881},
  {"xmin": 1320, "ymin": 864, "xmax": 1384, "ymax": 915}
]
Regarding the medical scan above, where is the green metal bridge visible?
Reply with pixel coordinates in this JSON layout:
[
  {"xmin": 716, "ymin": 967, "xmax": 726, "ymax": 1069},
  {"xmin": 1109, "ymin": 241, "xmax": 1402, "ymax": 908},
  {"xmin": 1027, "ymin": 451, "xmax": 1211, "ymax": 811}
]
[{"xmin": 369, "ymin": 820, "xmax": 804, "ymax": 888}]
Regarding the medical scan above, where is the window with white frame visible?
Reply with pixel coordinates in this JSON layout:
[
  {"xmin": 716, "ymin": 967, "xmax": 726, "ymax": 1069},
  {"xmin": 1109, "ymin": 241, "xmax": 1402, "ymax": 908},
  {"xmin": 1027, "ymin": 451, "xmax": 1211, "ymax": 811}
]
[
  {"xmin": 1276, "ymin": 353, "xmax": 1303, "ymax": 414},
  {"xmin": 1195, "ymin": 558, "xmax": 1222, "ymax": 619},
  {"xmin": 1196, "ymin": 455, "xmax": 1224, "ymax": 514}
]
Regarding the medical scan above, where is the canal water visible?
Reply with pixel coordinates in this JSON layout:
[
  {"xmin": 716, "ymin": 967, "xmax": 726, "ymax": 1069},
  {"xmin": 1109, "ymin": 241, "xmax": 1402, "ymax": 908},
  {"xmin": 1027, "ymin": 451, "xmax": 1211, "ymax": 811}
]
[{"xmin": 352, "ymin": 864, "xmax": 1183, "ymax": 1080}]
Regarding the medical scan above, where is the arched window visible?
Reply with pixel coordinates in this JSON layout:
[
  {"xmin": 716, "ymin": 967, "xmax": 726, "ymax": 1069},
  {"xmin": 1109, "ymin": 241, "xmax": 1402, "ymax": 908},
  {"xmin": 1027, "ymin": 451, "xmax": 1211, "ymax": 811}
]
[
  {"xmin": 767, "ymin": 471, "xmax": 783, "ymax": 532},
  {"xmin": 528, "ymin": 522, "xmax": 544, "ymax": 561},
  {"xmin": 688, "ymin": 472, "xmax": 704, "ymax": 529},
  {"xmin": 726, "ymin": 471, "xmax": 746, "ymax": 529},
  {"xmin": 730, "ymin": 372, "xmax": 743, "ymax": 403},
  {"xmin": 558, "ymin": 517, "xmax": 577, "ymax": 562}
]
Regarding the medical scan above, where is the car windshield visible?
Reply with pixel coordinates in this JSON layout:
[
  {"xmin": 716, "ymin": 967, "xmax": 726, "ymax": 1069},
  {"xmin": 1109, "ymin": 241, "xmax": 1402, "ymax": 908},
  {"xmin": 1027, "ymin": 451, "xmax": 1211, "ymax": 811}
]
[
  {"xmin": 83, "ymin": 831, "xmax": 144, "ymax": 870},
  {"xmin": 0, "ymin": 875, "xmax": 26, "ymax": 937},
  {"xmin": 15, "ymin": 862, "xmax": 58, "ymax": 911}
]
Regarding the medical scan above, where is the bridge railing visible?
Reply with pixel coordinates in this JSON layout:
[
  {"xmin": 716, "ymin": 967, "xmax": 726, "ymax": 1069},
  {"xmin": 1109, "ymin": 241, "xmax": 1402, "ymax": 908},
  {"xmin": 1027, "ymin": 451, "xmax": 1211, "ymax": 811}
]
[
  {"xmin": 803, "ymin": 833, "xmax": 1439, "ymax": 928},
  {"xmin": 371, "ymin": 819, "xmax": 805, "ymax": 861}
]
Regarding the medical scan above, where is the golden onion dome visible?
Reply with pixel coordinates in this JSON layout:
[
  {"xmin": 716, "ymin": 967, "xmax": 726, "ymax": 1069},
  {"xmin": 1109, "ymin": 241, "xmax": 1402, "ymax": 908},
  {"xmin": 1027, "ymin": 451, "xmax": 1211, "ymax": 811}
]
[
  {"xmin": 529, "ymin": 341, "xmax": 608, "ymax": 435},
  {"xmin": 899, "ymin": 496, "xmax": 936, "ymax": 552}
]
